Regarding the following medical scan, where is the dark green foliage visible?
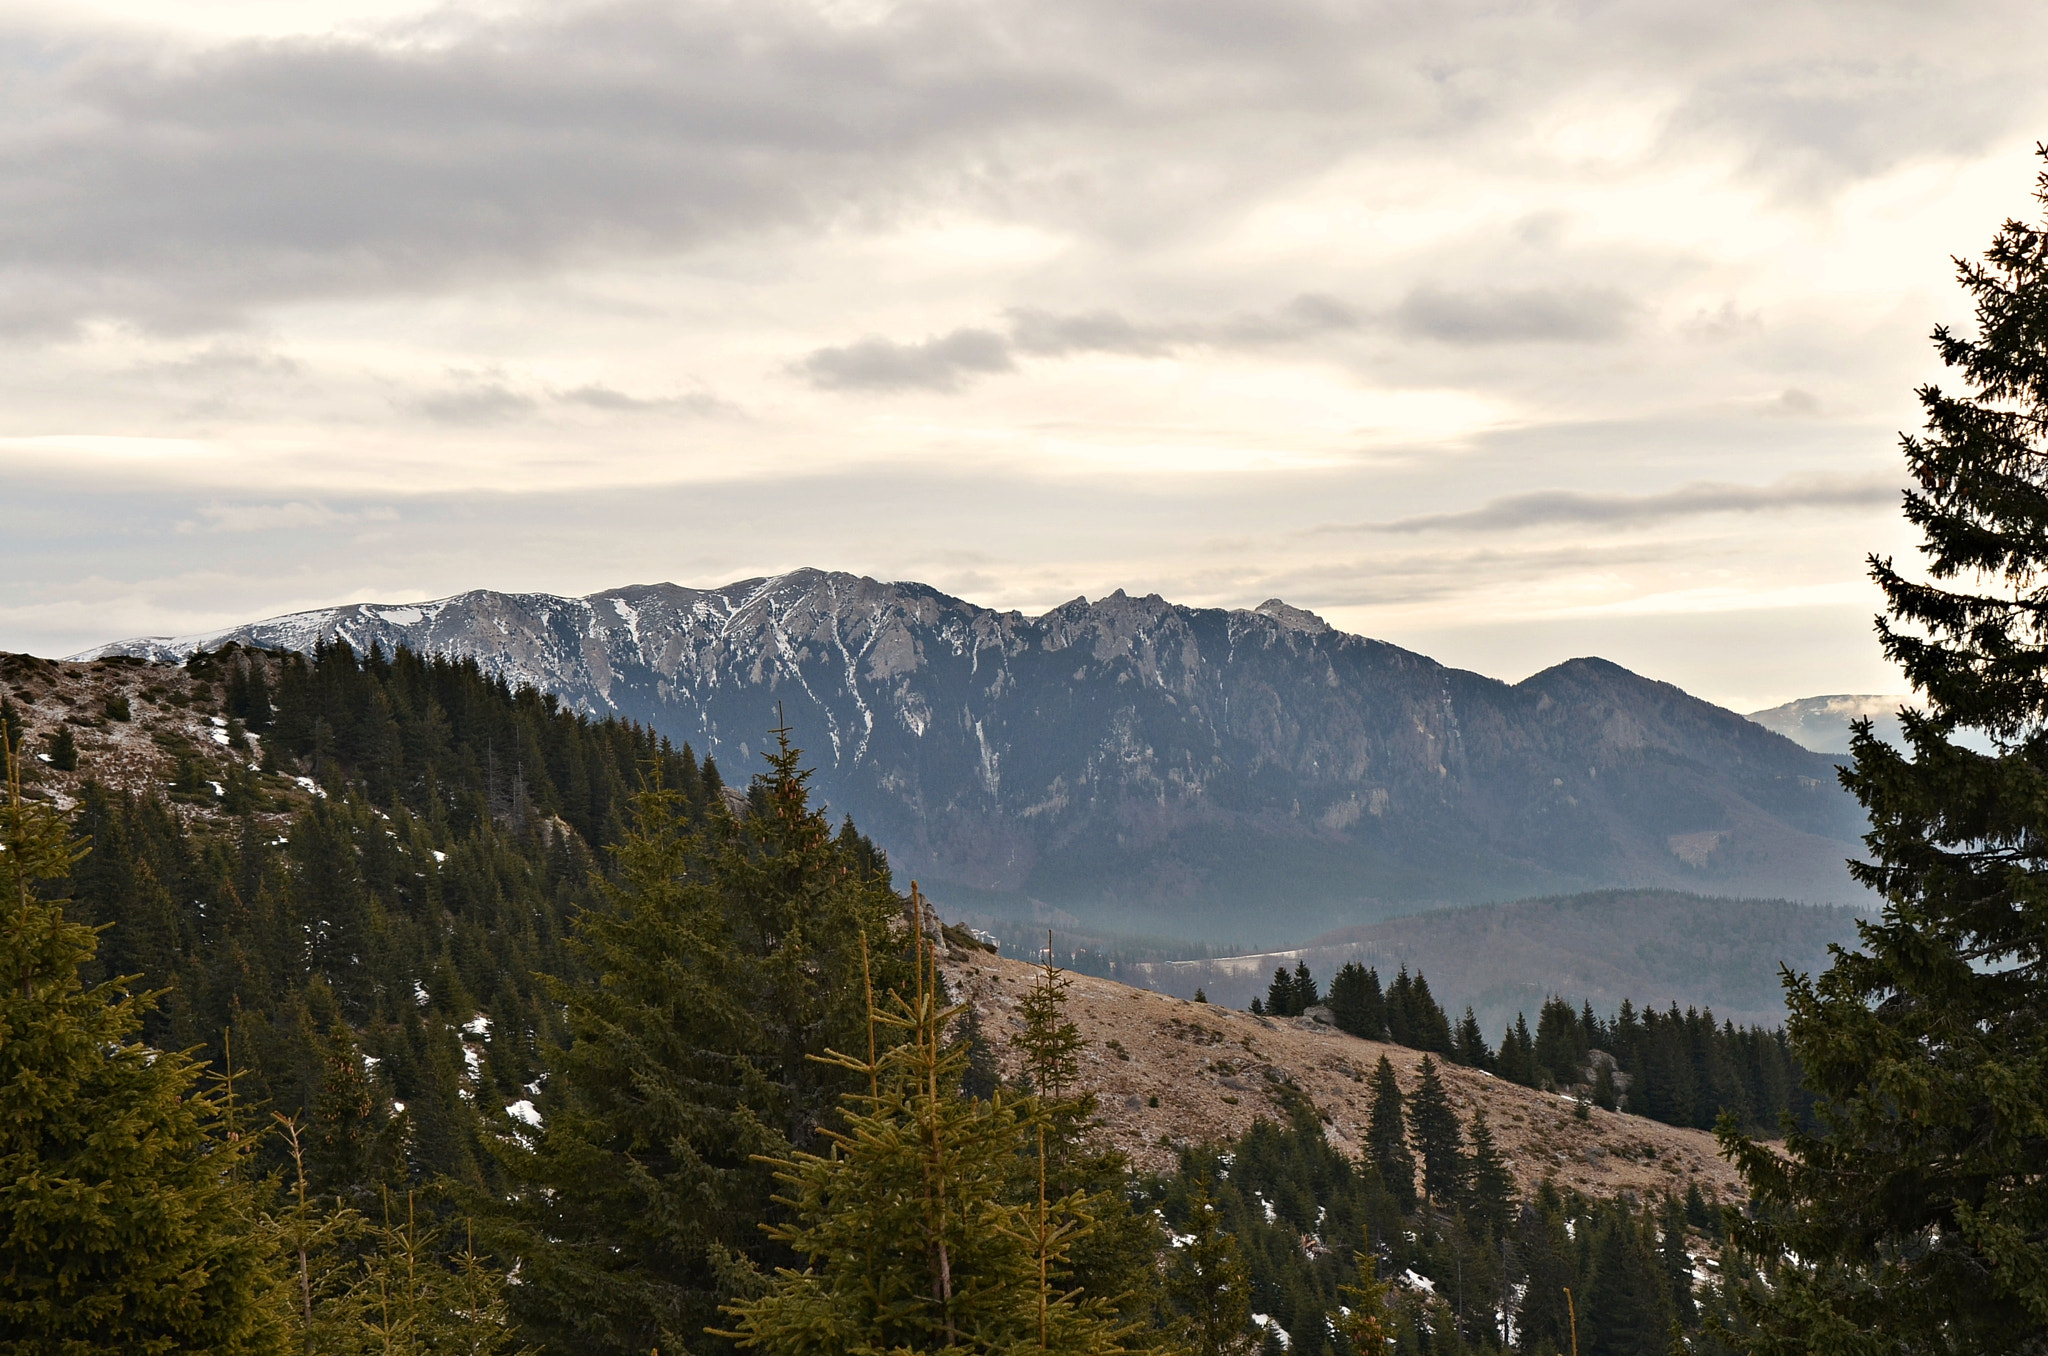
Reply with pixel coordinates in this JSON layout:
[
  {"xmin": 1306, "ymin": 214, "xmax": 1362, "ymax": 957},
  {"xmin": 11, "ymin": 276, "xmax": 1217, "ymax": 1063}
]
[
  {"xmin": 1496, "ymin": 1014, "xmax": 1538, "ymax": 1087},
  {"xmin": 1157, "ymin": 1106, "xmax": 1733, "ymax": 1356},
  {"xmin": 1262, "ymin": 961, "xmax": 1319, "ymax": 1018},
  {"xmin": 1721, "ymin": 148, "xmax": 2048, "ymax": 1354},
  {"xmin": 1016, "ymin": 942, "xmax": 1088, "ymax": 1099},
  {"xmin": 1158, "ymin": 1105, "xmax": 1399, "ymax": 1356},
  {"xmin": 1326, "ymin": 961, "xmax": 1385, "ymax": 1040},
  {"xmin": 1579, "ymin": 1201, "xmax": 1676, "ymax": 1356},
  {"xmin": 1383, "ymin": 967, "xmax": 1452, "ymax": 1056},
  {"xmin": 1462, "ymin": 1110, "xmax": 1515, "ymax": 1238},
  {"xmin": 1532, "ymin": 995, "xmax": 1586, "ymax": 1088},
  {"xmin": 956, "ymin": 1003, "xmax": 1003, "ymax": 1100},
  {"xmin": 1364, "ymin": 1055, "xmax": 1417, "ymax": 1215},
  {"xmin": 486, "ymin": 727, "xmax": 911, "ymax": 1356},
  {"xmin": 1007, "ymin": 935, "xmax": 1166, "ymax": 1328},
  {"xmin": 61, "ymin": 641, "xmax": 722, "ymax": 1194},
  {"xmin": 1591, "ymin": 1058, "xmax": 1618, "ymax": 1112},
  {"xmin": 1407, "ymin": 1056, "xmax": 1465, "ymax": 1209},
  {"xmin": 1489, "ymin": 994, "xmax": 1802, "ymax": 1137},
  {"xmin": 45, "ymin": 724, "xmax": 77, "ymax": 771},
  {"xmin": 104, "ymin": 691, "xmax": 131, "ymax": 722},
  {"xmin": 224, "ymin": 652, "xmax": 274, "ymax": 730},
  {"xmin": 1, "ymin": 757, "xmax": 281, "ymax": 1354},
  {"xmin": 1164, "ymin": 1178, "xmax": 1255, "ymax": 1356},
  {"xmin": 1453, "ymin": 1005, "xmax": 1492, "ymax": 1070},
  {"xmin": 724, "ymin": 928, "xmax": 1135, "ymax": 1356}
]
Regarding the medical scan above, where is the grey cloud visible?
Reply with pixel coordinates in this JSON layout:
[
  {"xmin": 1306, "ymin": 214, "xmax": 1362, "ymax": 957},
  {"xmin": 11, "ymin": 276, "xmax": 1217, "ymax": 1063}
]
[
  {"xmin": 1393, "ymin": 284, "xmax": 1635, "ymax": 345},
  {"xmin": 0, "ymin": 4, "xmax": 1108, "ymax": 332},
  {"xmin": 412, "ymin": 378, "xmax": 738, "ymax": 420},
  {"xmin": 1007, "ymin": 309, "xmax": 1174, "ymax": 358},
  {"xmin": 413, "ymin": 383, "xmax": 539, "ymax": 425},
  {"xmin": 1338, "ymin": 476, "xmax": 1899, "ymax": 535},
  {"xmin": 1670, "ymin": 57, "xmax": 2032, "ymax": 196},
  {"xmin": 556, "ymin": 385, "xmax": 737, "ymax": 417},
  {"xmin": 1767, "ymin": 388, "xmax": 1822, "ymax": 418},
  {"xmin": 1219, "ymin": 293, "xmax": 1363, "ymax": 343},
  {"xmin": 799, "ymin": 328, "xmax": 1016, "ymax": 392},
  {"xmin": 177, "ymin": 501, "xmax": 396, "ymax": 534},
  {"xmin": 804, "ymin": 293, "xmax": 1362, "ymax": 392},
  {"xmin": 3, "ymin": 2, "xmax": 2033, "ymax": 335}
]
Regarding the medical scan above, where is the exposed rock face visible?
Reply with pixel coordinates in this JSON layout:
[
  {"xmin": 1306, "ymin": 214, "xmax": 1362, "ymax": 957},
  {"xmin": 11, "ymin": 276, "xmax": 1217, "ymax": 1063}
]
[{"xmin": 77, "ymin": 569, "xmax": 1868, "ymax": 935}]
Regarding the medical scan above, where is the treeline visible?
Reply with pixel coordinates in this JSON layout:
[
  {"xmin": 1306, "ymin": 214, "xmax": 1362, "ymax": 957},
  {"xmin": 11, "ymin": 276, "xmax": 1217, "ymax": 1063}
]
[
  {"xmin": 62, "ymin": 640, "xmax": 732, "ymax": 1196},
  {"xmin": 1161, "ymin": 1097, "xmax": 1750, "ymax": 1356},
  {"xmin": 1255, "ymin": 959, "xmax": 1810, "ymax": 1135}
]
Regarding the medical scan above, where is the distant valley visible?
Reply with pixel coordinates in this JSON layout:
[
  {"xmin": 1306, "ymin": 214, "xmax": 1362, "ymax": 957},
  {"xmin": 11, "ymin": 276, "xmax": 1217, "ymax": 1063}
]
[
  {"xmin": 80, "ymin": 570, "xmax": 1873, "ymax": 941},
  {"xmin": 1124, "ymin": 889, "xmax": 1863, "ymax": 1036}
]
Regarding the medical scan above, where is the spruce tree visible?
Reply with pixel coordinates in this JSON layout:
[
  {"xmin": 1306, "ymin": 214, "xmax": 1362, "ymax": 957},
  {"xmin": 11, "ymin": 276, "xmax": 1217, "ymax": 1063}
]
[
  {"xmin": 1580, "ymin": 1205, "xmax": 1673, "ymax": 1356},
  {"xmin": 722, "ymin": 921, "xmax": 1133, "ymax": 1356},
  {"xmin": 1364, "ymin": 1056, "xmax": 1416, "ymax": 1215},
  {"xmin": 1326, "ymin": 962, "xmax": 1384, "ymax": 1040},
  {"xmin": 0, "ymin": 751, "xmax": 281, "ymax": 1353},
  {"xmin": 1164, "ymin": 1178, "xmax": 1255, "ymax": 1356},
  {"xmin": 0, "ymin": 695, "xmax": 23, "ymax": 754},
  {"xmin": 1720, "ymin": 147, "xmax": 2048, "ymax": 1354},
  {"xmin": 1015, "ymin": 936, "xmax": 1087, "ymax": 1101},
  {"xmin": 1462, "ymin": 1110, "xmax": 1515, "ymax": 1238},
  {"xmin": 1451, "ymin": 1006, "xmax": 1490, "ymax": 1069},
  {"xmin": 1406, "ymin": 1056, "xmax": 1464, "ymax": 1211},
  {"xmin": 1291, "ymin": 961, "xmax": 1318, "ymax": 1010},
  {"xmin": 488, "ymin": 733, "xmax": 910, "ymax": 1356},
  {"xmin": 1010, "ymin": 931, "xmax": 1164, "ymax": 1326},
  {"xmin": 1333, "ymin": 1248, "xmax": 1391, "ymax": 1354},
  {"xmin": 1264, "ymin": 966, "xmax": 1296, "ymax": 1019}
]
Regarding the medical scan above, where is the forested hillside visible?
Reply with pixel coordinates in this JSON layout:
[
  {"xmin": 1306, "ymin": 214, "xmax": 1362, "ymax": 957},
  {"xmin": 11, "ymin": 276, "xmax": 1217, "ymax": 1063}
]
[
  {"xmin": 2, "ymin": 641, "xmax": 1808, "ymax": 1354},
  {"xmin": 7, "ymin": 639, "xmax": 728, "ymax": 1193}
]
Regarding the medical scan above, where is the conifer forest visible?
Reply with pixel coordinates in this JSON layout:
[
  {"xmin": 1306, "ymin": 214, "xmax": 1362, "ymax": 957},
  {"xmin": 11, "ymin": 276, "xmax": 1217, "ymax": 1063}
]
[{"xmin": 6, "ymin": 148, "xmax": 2048, "ymax": 1356}]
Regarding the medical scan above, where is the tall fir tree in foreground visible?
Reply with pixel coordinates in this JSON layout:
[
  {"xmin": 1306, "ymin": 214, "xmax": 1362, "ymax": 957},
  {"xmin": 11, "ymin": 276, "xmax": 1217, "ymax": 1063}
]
[
  {"xmin": 722, "ymin": 904, "xmax": 1135, "ymax": 1356},
  {"xmin": 1011, "ymin": 935, "xmax": 1166, "ymax": 1327},
  {"xmin": 1720, "ymin": 146, "xmax": 2048, "ymax": 1353},
  {"xmin": 0, "ymin": 749, "xmax": 281, "ymax": 1354},
  {"xmin": 487, "ymin": 728, "xmax": 911, "ymax": 1356}
]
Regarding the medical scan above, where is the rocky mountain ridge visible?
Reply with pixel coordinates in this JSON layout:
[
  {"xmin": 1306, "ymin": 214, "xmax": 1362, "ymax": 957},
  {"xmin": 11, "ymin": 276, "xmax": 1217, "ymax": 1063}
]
[{"xmin": 77, "ymin": 570, "xmax": 1870, "ymax": 937}]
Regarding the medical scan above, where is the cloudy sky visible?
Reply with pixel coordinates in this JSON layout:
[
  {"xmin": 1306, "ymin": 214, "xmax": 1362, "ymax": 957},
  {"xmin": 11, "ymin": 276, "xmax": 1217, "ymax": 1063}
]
[{"xmin": 5, "ymin": 0, "xmax": 2045, "ymax": 710}]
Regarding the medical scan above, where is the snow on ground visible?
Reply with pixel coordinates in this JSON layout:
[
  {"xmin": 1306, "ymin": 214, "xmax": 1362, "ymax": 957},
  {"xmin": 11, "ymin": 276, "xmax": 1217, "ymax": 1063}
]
[{"xmin": 1251, "ymin": 1315, "xmax": 1291, "ymax": 1349}]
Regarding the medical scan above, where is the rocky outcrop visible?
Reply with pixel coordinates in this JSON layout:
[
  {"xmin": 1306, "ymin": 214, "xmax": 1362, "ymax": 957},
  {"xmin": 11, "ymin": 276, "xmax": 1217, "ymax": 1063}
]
[{"xmin": 77, "ymin": 569, "xmax": 1868, "ymax": 934}]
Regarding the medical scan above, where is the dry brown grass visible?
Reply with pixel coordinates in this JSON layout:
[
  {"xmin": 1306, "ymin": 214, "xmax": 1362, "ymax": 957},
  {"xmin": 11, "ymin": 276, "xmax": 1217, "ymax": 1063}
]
[{"xmin": 946, "ymin": 946, "xmax": 1747, "ymax": 1204}]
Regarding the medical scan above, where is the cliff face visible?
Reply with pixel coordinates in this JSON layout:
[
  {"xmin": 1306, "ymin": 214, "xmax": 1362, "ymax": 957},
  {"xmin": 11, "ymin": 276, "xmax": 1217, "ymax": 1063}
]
[{"xmin": 79, "ymin": 569, "xmax": 1868, "ymax": 935}]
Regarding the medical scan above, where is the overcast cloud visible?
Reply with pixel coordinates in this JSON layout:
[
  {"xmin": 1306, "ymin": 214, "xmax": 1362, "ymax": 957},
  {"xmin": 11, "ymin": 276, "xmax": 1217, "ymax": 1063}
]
[{"xmin": 3, "ymin": 0, "xmax": 2046, "ymax": 709}]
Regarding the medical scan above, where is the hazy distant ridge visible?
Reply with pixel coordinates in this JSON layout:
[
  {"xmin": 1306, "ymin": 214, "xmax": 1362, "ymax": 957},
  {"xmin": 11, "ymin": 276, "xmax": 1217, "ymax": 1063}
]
[
  {"xmin": 1745, "ymin": 694, "xmax": 1915, "ymax": 755},
  {"xmin": 1128, "ymin": 889, "xmax": 1864, "ymax": 1035}
]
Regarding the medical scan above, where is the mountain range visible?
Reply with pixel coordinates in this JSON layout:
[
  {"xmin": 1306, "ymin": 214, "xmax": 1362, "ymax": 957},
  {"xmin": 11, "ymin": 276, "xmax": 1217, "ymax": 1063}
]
[
  {"xmin": 1745, "ymin": 694, "xmax": 1914, "ymax": 755},
  {"xmin": 77, "ymin": 570, "xmax": 1872, "ymax": 939}
]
